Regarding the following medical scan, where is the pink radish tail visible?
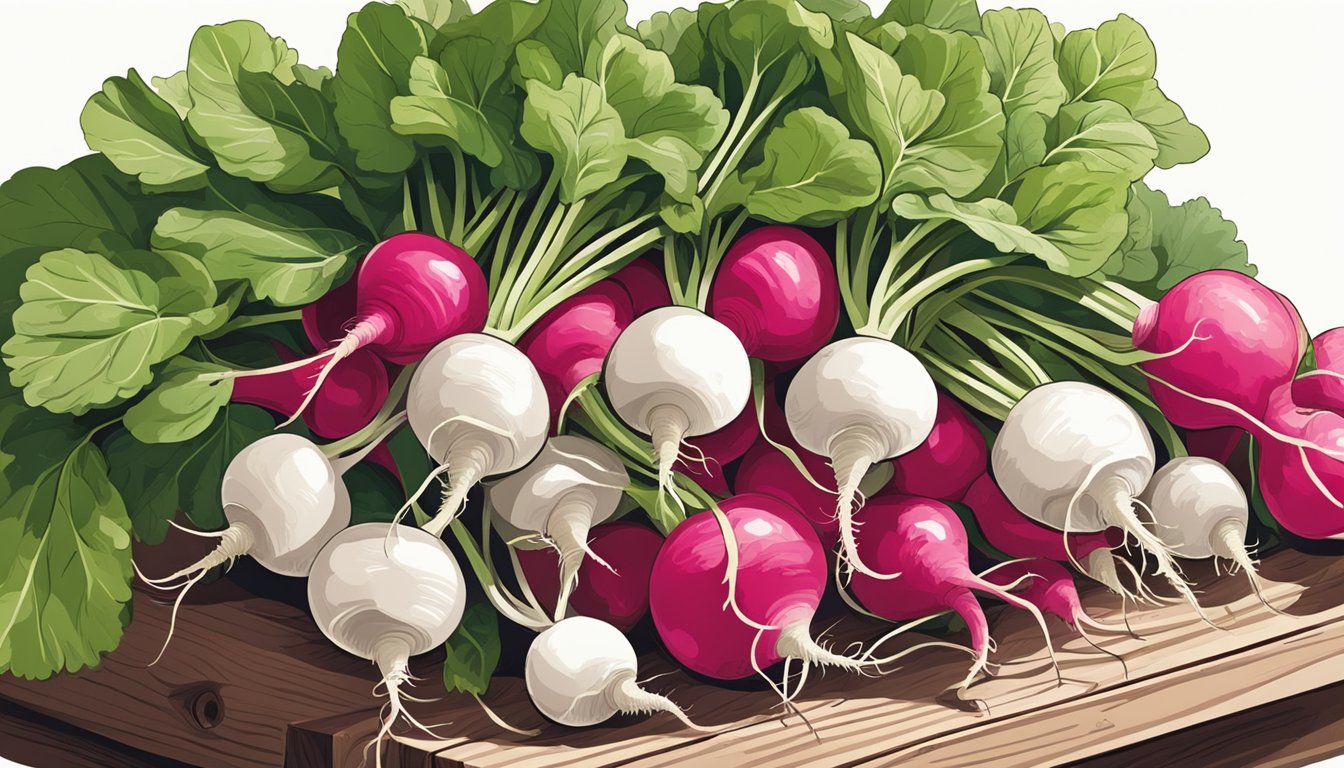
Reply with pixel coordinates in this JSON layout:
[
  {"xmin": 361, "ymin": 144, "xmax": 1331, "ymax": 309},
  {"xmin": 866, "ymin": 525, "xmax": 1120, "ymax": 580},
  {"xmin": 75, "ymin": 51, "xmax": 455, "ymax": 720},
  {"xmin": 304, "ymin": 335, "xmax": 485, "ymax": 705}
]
[
  {"xmin": 831, "ymin": 428, "xmax": 899, "ymax": 582},
  {"xmin": 774, "ymin": 621, "xmax": 874, "ymax": 676},
  {"xmin": 966, "ymin": 577, "xmax": 1063, "ymax": 687}
]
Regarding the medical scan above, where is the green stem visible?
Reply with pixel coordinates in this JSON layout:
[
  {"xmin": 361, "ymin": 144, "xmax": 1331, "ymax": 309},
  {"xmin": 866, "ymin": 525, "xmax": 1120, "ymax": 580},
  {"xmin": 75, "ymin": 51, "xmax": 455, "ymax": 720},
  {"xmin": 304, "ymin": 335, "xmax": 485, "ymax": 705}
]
[
  {"xmin": 202, "ymin": 309, "xmax": 302, "ymax": 340},
  {"xmin": 486, "ymin": 191, "xmax": 528, "ymax": 306},
  {"xmin": 915, "ymin": 347, "xmax": 1015, "ymax": 421},
  {"xmin": 940, "ymin": 306, "xmax": 1049, "ymax": 387},
  {"xmin": 515, "ymin": 201, "xmax": 587, "ymax": 326},
  {"xmin": 698, "ymin": 73, "xmax": 761, "ymax": 195},
  {"xmin": 492, "ymin": 174, "xmax": 558, "ymax": 325},
  {"xmin": 874, "ymin": 254, "xmax": 1019, "ymax": 338},
  {"xmin": 694, "ymin": 210, "xmax": 749, "ymax": 310},
  {"xmin": 971, "ymin": 291, "xmax": 1147, "ymax": 366},
  {"xmin": 400, "ymin": 176, "xmax": 417, "ymax": 233},
  {"xmin": 450, "ymin": 146, "xmax": 467, "ymax": 244},
  {"xmin": 925, "ymin": 323, "xmax": 1028, "ymax": 402},
  {"xmin": 421, "ymin": 156, "xmax": 447, "ymax": 240},
  {"xmin": 665, "ymin": 233, "xmax": 689, "ymax": 307}
]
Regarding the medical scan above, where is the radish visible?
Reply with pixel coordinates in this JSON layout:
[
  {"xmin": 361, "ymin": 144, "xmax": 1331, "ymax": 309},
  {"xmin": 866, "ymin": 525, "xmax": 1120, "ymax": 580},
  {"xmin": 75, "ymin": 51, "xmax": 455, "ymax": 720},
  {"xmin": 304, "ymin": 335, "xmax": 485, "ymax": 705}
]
[
  {"xmin": 302, "ymin": 275, "xmax": 359, "ymax": 351},
  {"xmin": 678, "ymin": 404, "xmax": 759, "ymax": 496},
  {"xmin": 526, "ymin": 616, "xmax": 700, "ymax": 729},
  {"xmin": 1186, "ymin": 427, "xmax": 1247, "ymax": 466},
  {"xmin": 1294, "ymin": 328, "xmax": 1344, "ymax": 415},
  {"xmin": 785, "ymin": 336, "xmax": 938, "ymax": 579},
  {"xmin": 1255, "ymin": 384, "xmax": 1344, "ymax": 539},
  {"xmin": 961, "ymin": 473, "xmax": 1134, "ymax": 601},
  {"xmin": 1140, "ymin": 456, "xmax": 1277, "ymax": 609},
  {"xmin": 207, "ymin": 232, "xmax": 488, "ymax": 423},
  {"xmin": 519, "ymin": 281, "xmax": 633, "ymax": 425},
  {"xmin": 487, "ymin": 435, "xmax": 628, "ymax": 619},
  {"xmin": 1134, "ymin": 271, "xmax": 1301, "ymax": 431},
  {"xmin": 888, "ymin": 390, "xmax": 988, "ymax": 503},
  {"xmin": 981, "ymin": 559, "xmax": 1133, "ymax": 668},
  {"xmin": 708, "ymin": 226, "xmax": 840, "ymax": 363},
  {"xmin": 850, "ymin": 495, "xmax": 1060, "ymax": 695},
  {"xmin": 406, "ymin": 333, "xmax": 549, "ymax": 537},
  {"xmin": 991, "ymin": 381, "xmax": 1205, "ymax": 614},
  {"xmin": 603, "ymin": 306, "xmax": 751, "ymax": 506},
  {"xmin": 308, "ymin": 522, "xmax": 465, "ymax": 762},
  {"xmin": 649, "ymin": 493, "xmax": 868, "ymax": 682},
  {"xmin": 231, "ymin": 343, "xmax": 389, "ymax": 440},
  {"xmin": 609, "ymin": 256, "xmax": 673, "ymax": 317},
  {"xmin": 515, "ymin": 522, "xmax": 662, "ymax": 632},
  {"xmin": 735, "ymin": 437, "xmax": 841, "ymax": 544}
]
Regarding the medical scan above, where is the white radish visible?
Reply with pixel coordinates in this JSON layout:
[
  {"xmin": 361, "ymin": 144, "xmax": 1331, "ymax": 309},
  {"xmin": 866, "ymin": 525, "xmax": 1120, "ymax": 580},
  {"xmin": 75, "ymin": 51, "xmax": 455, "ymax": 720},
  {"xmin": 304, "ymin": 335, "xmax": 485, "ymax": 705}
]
[
  {"xmin": 308, "ymin": 522, "xmax": 466, "ymax": 765},
  {"xmin": 603, "ymin": 306, "xmax": 750, "ymax": 505},
  {"xmin": 525, "ymin": 616, "xmax": 702, "ymax": 729},
  {"xmin": 784, "ymin": 336, "xmax": 937, "ymax": 580},
  {"xmin": 991, "ymin": 381, "xmax": 1205, "ymax": 616},
  {"xmin": 406, "ymin": 333, "xmax": 549, "ymax": 536},
  {"xmin": 488, "ymin": 435, "xmax": 628, "ymax": 620},
  {"xmin": 1141, "ymin": 456, "xmax": 1278, "ymax": 610}
]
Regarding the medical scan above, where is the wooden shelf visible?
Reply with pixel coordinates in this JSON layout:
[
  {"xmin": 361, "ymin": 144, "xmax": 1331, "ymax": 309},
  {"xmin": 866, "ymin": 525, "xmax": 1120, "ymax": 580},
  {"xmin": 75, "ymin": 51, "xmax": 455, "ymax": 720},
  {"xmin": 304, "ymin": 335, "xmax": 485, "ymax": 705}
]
[{"xmin": 2, "ymin": 544, "xmax": 1343, "ymax": 768}]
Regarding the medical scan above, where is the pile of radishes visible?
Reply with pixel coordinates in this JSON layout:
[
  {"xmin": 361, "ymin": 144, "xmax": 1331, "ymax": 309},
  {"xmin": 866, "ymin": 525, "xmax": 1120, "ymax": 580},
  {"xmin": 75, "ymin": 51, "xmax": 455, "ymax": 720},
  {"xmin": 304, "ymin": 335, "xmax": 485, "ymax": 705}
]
[{"xmin": 5, "ymin": 0, "xmax": 1342, "ymax": 761}]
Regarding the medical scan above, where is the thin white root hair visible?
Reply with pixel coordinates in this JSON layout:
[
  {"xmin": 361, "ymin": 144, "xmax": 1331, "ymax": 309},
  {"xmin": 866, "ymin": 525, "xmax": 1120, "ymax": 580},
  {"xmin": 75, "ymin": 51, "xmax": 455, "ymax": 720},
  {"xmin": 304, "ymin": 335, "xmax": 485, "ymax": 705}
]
[
  {"xmin": 471, "ymin": 692, "xmax": 540, "ymax": 736},
  {"xmin": 973, "ymin": 578, "xmax": 1063, "ymax": 688}
]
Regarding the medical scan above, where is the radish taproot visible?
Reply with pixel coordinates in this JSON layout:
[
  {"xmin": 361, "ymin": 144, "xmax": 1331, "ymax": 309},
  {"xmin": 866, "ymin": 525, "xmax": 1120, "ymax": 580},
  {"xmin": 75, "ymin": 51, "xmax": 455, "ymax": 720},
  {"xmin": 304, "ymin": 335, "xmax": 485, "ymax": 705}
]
[
  {"xmin": 488, "ymin": 435, "xmax": 628, "ymax": 620},
  {"xmin": 308, "ymin": 522, "xmax": 466, "ymax": 763},
  {"xmin": 991, "ymin": 381, "xmax": 1207, "ymax": 617},
  {"xmin": 526, "ymin": 616, "xmax": 701, "ymax": 729},
  {"xmin": 785, "ymin": 336, "xmax": 938, "ymax": 579},
  {"xmin": 679, "ymin": 403, "xmax": 760, "ymax": 496},
  {"xmin": 515, "ymin": 522, "xmax": 663, "ymax": 632},
  {"xmin": 406, "ymin": 333, "xmax": 549, "ymax": 537},
  {"xmin": 230, "ymin": 343, "xmax": 389, "ymax": 440}
]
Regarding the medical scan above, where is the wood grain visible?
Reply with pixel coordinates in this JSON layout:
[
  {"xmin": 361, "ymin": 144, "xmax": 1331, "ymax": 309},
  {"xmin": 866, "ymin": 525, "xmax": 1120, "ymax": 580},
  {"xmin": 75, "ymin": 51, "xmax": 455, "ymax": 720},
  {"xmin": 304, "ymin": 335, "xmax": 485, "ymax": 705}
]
[{"xmin": 0, "ymin": 697, "xmax": 190, "ymax": 768}]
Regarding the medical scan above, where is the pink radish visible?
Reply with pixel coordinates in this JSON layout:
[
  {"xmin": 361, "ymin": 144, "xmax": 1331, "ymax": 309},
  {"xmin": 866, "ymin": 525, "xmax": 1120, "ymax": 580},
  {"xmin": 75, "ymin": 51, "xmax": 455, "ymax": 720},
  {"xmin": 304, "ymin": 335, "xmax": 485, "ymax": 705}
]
[
  {"xmin": 735, "ymin": 438, "xmax": 841, "ymax": 544},
  {"xmin": 515, "ymin": 522, "xmax": 662, "ymax": 632},
  {"xmin": 981, "ymin": 559, "xmax": 1132, "ymax": 668},
  {"xmin": 519, "ymin": 281, "xmax": 633, "ymax": 425},
  {"xmin": 850, "ymin": 495, "xmax": 1060, "ymax": 694},
  {"xmin": 888, "ymin": 390, "xmax": 988, "ymax": 503},
  {"xmin": 302, "ymin": 275, "xmax": 359, "ymax": 350},
  {"xmin": 1186, "ymin": 427, "xmax": 1247, "ymax": 466},
  {"xmin": 649, "ymin": 493, "xmax": 865, "ymax": 681},
  {"xmin": 207, "ymin": 232, "xmax": 488, "ymax": 423},
  {"xmin": 1255, "ymin": 384, "xmax": 1344, "ymax": 539},
  {"xmin": 1134, "ymin": 271, "xmax": 1301, "ymax": 430},
  {"xmin": 708, "ymin": 226, "xmax": 840, "ymax": 363},
  {"xmin": 1294, "ymin": 328, "xmax": 1344, "ymax": 415},
  {"xmin": 610, "ymin": 256, "xmax": 673, "ymax": 317},
  {"xmin": 231, "ymin": 343, "xmax": 389, "ymax": 440}
]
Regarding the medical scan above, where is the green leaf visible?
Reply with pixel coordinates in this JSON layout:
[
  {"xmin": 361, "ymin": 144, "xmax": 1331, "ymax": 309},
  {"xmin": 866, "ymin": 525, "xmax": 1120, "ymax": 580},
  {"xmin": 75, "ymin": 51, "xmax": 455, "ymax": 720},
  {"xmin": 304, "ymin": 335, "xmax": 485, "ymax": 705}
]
[
  {"xmin": 1042, "ymin": 100, "xmax": 1156, "ymax": 180},
  {"xmin": 740, "ymin": 107, "xmax": 879, "ymax": 225},
  {"xmin": 893, "ymin": 193, "xmax": 1069, "ymax": 267},
  {"xmin": 123, "ymin": 358, "xmax": 233, "ymax": 445},
  {"xmin": 1010, "ymin": 162, "xmax": 1130, "ymax": 276},
  {"xmin": 708, "ymin": 0, "xmax": 831, "ymax": 103},
  {"xmin": 875, "ymin": 0, "xmax": 980, "ymax": 33},
  {"xmin": 978, "ymin": 8, "xmax": 1066, "ymax": 121},
  {"xmin": 398, "ymin": 0, "xmax": 470, "ymax": 29},
  {"xmin": 345, "ymin": 461, "xmax": 405, "ymax": 525},
  {"xmin": 441, "ymin": 603, "xmax": 501, "ymax": 696},
  {"xmin": 81, "ymin": 69, "xmax": 210, "ymax": 189},
  {"xmin": 0, "ymin": 415, "xmax": 132, "ymax": 680},
  {"xmin": 585, "ymin": 35, "xmax": 727, "ymax": 201},
  {"xmin": 516, "ymin": 40, "xmax": 564, "ymax": 89},
  {"xmin": 521, "ymin": 75, "xmax": 627, "ymax": 204},
  {"xmin": 1126, "ymin": 79, "xmax": 1210, "ymax": 169},
  {"xmin": 105, "ymin": 405, "xmax": 273, "ymax": 544},
  {"xmin": 152, "ymin": 207, "xmax": 364, "ymax": 307},
  {"xmin": 4, "ymin": 249, "xmax": 223, "ymax": 414},
  {"xmin": 1100, "ymin": 182, "xmax": 1159, "ymax": 283},
  {"xmin": 1005, "ymin": 111, "xmax": 1048, "ymax": 180},
  {"xmin": 1147, "ymin": 186, "xmax": 1253, "ymax": 290},
  {"xmin": 531, "ymin": 0, "xmax": 630, "ymax": 75},
  {"xmin": 151, "ymin": 71, "xmax": 192, "ymax": 118},
  {"xmin": 0, "ymin": 156, "xmax": 145, "ymax": 262},
  {"xmin": 186, "ymin": 21, "xmax": 342, "ymax": 192},
  {"xmin": 332, "ymin": 3, "xmax": 428, "ymax": 175},
  {"xmin": 637, "ymin": 7, "xmax": 707, "ymax": 83}
]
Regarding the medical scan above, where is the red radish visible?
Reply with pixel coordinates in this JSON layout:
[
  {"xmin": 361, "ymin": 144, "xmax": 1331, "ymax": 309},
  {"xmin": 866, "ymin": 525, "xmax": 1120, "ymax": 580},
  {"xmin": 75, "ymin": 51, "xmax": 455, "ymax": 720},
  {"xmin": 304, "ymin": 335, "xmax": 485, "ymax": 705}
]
[
  {"xmin": 515, "ymin": 522, "xmax": 662, "ymax": 632},
  {"xmin": 981, "ymin": 559, "xmax": 1132, "ymax": 668},
  {"xmin": 208, "ymin": 232, "xmax": 488, "ymax": 424},
  {"xmin": 961, "ymin": 474, "xmax": 1131, "ymax": 598},
  {"xmin": 302, "ymin": 275, "xmax": 359, "ymax": 350},
  {"xmin": 1186, "ymin": 427, "xmax": 1246, "ymax": 466},
  {"xmin": 1294, "ymin": 328, "xmax": 1344, "ymax": 415},
  {"xmin": 709, "ymin": 226, "xmax": 840, "ymax": 363},
  {"xmin": 679, "ymin": 403, "xmax": 759, "ymax": 496},
  {"xmin": 650, "ymin": 493, "xmax": 865, "ymax": 681},
  {"xmin": 1255, "ymin": 384, "xmax": 1344, "ymax": 539},
  {"xmin": 519, "ymin": 281, "xmax": 633, "ymax": 424},
  {"xmin": 850, "ymin": 495, "xmax": 1059, "ymax": 693},
  {"xmin": 735, "ymin": 438, "xmax": 840, "ymax": 543},
  {"xmin": 1134, "ymin": 271, "xmax": 1301, "ymax": 430},
  {"xmin": 231, "ymin": 343, "xmax": 389, "ymax": 440},
  {"xmin": 888, "ymin": 390, "xmax": 987, "ymax": 503},
  {"xmin": 610, "ymin": 256, "xmax": 672, "ymax": 317}
]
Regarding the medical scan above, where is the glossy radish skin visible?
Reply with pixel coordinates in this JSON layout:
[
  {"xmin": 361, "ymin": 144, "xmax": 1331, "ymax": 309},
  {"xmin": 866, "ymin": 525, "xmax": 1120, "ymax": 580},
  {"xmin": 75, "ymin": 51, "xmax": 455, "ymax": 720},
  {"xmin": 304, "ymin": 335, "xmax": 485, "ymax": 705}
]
[
  {"xmin": 408, "ymin": 334, "xmax": 549, "ymax": 536},
  {"xmin": 679, "ymin": 403, "xmax": 760, "ymax": 496},
  {"xmin": 526, "ymin": 616, "xmax": 697, "ymax": 729},
  {"xmin": 650, "ymin": 493, "xmax": 859, "ymax": 681},
  {"xmin": 888, "ymin": 390, "xmax": 987, "ymax": 502},
  {"xmin": 709, "ymin": 226, "xmax": 840, "ymax": 362},
  {"xmin": 231, "ymin": 343, "xmax": 389, "ymax": 439},
  {"xmin": 1135, "ymin": 271, "xmax": 1301, "ymax": 430},
  {"xmin": 981, "ymin": 560, "xmax": 1129, "ymax": 656},
  {"xmin": 735, "ymin": 437, "xmax": 841, "ymax": 544},
  {"xmin": 302, "ymin": 275, "xmax": 359, "ymax": 350},
  {"xmin": 1256, "ymin": 385, "xmax": 1344, "ymax": 539},
  {"xmin": 519, "ymin": 281, "xmax": 633, "ymax": 424},
  {"xmin": 1294, "ymin": 328, "xmax": 1344, "ymax": 415},
  {"xmin": 785, "ymin": 336, "xmax": 938, "ymax": 579},
  {"xmin": 515, "ymin": 522, "xmax": 663, "ymax": 632}
]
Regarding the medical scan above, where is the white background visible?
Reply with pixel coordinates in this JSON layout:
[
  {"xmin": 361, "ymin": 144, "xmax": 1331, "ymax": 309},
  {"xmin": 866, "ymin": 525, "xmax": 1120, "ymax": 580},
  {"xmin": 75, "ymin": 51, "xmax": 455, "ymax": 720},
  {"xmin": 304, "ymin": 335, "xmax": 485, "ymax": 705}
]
[{"xmin": 0, "ymin": 2, "xmax": 1340, "ymax": 766}]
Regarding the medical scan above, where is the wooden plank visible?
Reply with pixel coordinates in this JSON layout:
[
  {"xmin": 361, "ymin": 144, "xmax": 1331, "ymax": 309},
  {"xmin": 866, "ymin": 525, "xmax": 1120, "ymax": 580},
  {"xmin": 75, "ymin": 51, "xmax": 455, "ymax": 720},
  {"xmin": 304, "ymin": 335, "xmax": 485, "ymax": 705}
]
[
  {"xmin": 0, "ymin": 696, "xmax": 190, "ymax": 768},
  {"xmin": 1075, "ymin": 679, "xmax": 1344, "ymax": 768}
]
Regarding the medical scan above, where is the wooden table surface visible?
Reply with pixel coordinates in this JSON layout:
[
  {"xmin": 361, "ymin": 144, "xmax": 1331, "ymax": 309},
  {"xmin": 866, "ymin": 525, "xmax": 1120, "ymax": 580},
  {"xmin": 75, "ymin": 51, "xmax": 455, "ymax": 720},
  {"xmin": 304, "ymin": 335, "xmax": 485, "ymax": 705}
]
[{"xmin": 3, "ymin": 542, "xmax": 1344, "ymax": 768}]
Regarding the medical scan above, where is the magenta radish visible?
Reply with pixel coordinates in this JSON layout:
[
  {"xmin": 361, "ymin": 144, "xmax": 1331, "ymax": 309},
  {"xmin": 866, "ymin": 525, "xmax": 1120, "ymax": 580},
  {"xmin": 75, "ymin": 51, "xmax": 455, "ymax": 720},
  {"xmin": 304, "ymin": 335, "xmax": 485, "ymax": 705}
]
[
  {"xmin": 961, "ymin": 473, "xmax": 1129, "ymax": 598},
  {"xmin": 708, "ymin": 226, "xmax": 840, "ymax": 363},
  {"xmin": 1186, "ymin": 427, "xmax": 1247, "ymax": 466},
  {"xmin": 735, "ymin": 437, "xmax": 841, "ymax": 544},
  {"xmin": 231, "ymin": 343, "xmax": 389, "ymax": 440},
  {"xmin": 526, "ymin": 616, "xmax": 700, "ymax": 729},
  {"xmin": 1294, "ymin": 328, "xmax": 1344, "ymax": 415},
  {"xmin": 650, "ymin": 493, "xmax": 865, "ymax": 681},
  {"xmin": 1254, "ymin": 384, "xmax": 1344, "ymax": 539},
  {"xmin": 679, "ymin": 403, "xmax": 760, "ymax": 496},
  {"xmin": 850, "ymin": 495, "xmax": 1059, "ymax": 693},
  {"xmin": 488, "ymin": 435, "xmax": 628, "ymax": 619},
  {"xmin": 888, "ymin": 390, "xmax": 987, "ymax": 503},
  {"xmin": 991, "ymin": 381, "xmax": 1205, "ymax": 614},
  {"xmin": 519, "ymin": 281, "xmax": 633, "ymax": 425},
  {"xmin": 515, "ymin": 522, "xmax": 662, "ymax": 632},
  {"xmin": 785, "ymin": 336, "xmax": 938, "ymax": 579},
  {"xmin": 308, "ymin": 522, "xmax": 465, "ymax": 761},
  {"xmin": 603, "ymin": 306, "xmax": 751, "ymax": 505},
  {"xmin": 981, "ymin": 559, "xmax": 1126, "ymax": 638},
  {"xmin": 208, "ymin": 232, "xmax": 488, "ymax": 423},
  {"xmin": 1134, "ymin": 270, "xmax": 1301, "ymax": 431},
  {"xmin": 302, "ymin": 275, "xmax": 359, "ymax": 350},
  {"xmin": 1140, "ymin": 456, "xmax": 1277, "ymax": 609},
  {"xmin": 406, "ymin": 333, "xmax": 549, "ymax": 537},
  {"xmin": 610, "ymin": 256, "xmax": 673, "ymax": 317}
]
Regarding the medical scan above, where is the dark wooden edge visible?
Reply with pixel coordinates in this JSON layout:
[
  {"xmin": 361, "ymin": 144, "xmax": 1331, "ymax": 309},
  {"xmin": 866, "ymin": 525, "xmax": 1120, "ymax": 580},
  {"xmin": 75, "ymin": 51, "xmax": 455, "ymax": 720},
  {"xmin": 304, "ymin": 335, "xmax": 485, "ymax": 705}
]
[{"xmin": 0, "ymin": 696, "xmax": 194, "ymax": 768}]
